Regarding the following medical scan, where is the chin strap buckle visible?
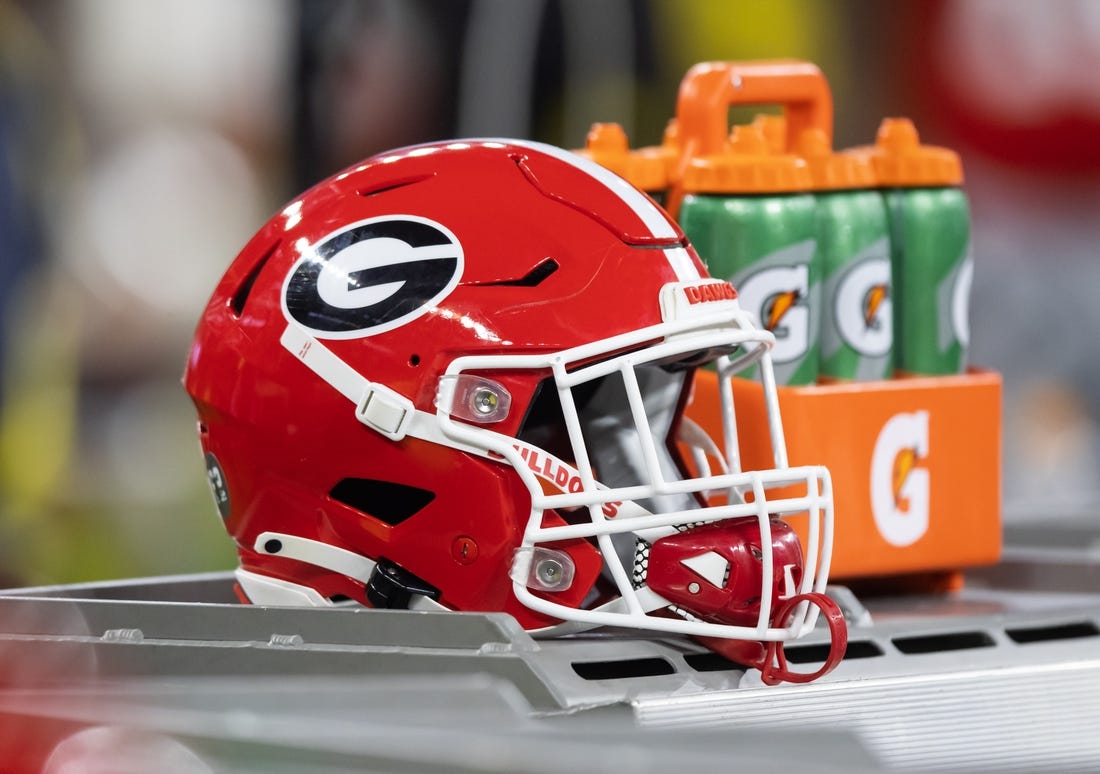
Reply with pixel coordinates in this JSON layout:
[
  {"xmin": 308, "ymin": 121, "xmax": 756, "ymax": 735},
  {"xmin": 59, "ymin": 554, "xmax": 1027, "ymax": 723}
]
[
  {"xmin": 357, "ymin": 383, "xmax": 415, "ymax": 440},
  {"xmin": 367, "ymin": 559, "xmax": 442, "ymax": 609}
]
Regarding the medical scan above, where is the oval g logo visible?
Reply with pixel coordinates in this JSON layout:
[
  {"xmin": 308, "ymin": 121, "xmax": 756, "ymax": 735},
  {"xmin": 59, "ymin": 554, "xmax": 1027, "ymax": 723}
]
[
  {"xmin": 870, "ymin": 411, "xmax": 930, "ymax": 547},
  {"xmin": 283, "ymin": 215, "xmax": 463, "ymax": 338}
]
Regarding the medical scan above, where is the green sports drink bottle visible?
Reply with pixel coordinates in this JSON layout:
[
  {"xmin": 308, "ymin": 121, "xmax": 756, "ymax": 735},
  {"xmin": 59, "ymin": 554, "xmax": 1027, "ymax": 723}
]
[
  {"xmin": 797, "ymin": 127, "xmax": 893, "ymax": 382},
  {"xmin": 851, "ymin": 118, "xmax": 971, "ymax": 375},
  {"xmin": 678, "ymin": 124, "xmax": 820, "ymax": 385},
  {"xmin": 669, "ymin": 61, "xmax": 836, "ymax": 386}
]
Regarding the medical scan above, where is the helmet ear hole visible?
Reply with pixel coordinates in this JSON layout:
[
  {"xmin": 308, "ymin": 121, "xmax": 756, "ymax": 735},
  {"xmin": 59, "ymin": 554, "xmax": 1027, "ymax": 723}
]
[{"xmin": 329, "ymin": 478, "xmax": 435, "ymax": 527}]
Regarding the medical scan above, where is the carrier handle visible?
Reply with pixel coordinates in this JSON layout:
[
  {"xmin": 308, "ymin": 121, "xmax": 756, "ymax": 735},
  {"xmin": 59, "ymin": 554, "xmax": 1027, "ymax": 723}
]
[{"xmin": 675, "ymin": 60, "xmax": 833, "ymax": 159}]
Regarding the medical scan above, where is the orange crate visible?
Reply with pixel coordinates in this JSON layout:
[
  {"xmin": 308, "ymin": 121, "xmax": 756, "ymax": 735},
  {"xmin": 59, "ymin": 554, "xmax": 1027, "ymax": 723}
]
[{"xmin": 686, "ymin": 369, "xmax": 1002, "ymax": 579}]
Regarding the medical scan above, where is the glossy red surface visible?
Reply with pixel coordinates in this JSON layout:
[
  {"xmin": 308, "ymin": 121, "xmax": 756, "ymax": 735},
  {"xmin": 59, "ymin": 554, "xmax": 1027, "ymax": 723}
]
[{"xmin": 646, "ymin": 517, "xmax": 804, "ymax": 627}]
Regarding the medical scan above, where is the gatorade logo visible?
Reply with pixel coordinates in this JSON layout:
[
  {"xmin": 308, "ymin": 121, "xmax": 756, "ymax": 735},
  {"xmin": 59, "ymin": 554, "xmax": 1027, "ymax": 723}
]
[
  {"xmin": 834, "ymin": 257, "xmax": 892, "ymax": 357},
  {"xmin": 737, "ymin": 265, "xmax": 810, "ymax": 363},
  {"xmin": 870, "ymin": 411, "xmax": 930, "ymax": 547},
  {"xmin": 282, "ymin": 215, "xmax": 463, "ymax": 339}
]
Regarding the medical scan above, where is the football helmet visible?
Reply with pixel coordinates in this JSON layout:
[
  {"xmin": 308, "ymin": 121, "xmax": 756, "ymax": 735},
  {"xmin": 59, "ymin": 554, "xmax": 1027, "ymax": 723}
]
[{"xmin": 185, "ymin": 139, "xmax": 844, "ymax": 682}]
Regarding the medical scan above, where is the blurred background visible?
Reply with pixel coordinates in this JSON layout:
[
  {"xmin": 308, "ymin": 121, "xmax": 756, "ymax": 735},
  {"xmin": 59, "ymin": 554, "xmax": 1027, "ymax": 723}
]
[{"xmin": 1, "ymin": 0, "xmax": 1099, "ymax": 586}]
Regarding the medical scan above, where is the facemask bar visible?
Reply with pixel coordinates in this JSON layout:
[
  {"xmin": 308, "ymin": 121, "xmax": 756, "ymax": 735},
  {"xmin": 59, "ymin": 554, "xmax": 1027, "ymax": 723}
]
[{"xmin": 435, "ymin": 303, "xmax": 835, "ymax": 644}]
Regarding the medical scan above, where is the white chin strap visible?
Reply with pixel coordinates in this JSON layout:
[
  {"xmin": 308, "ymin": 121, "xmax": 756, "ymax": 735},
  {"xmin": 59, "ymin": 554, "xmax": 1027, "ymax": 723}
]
[{"xmin": 236, "ymin": 531, "xmax": 447, "ymax": 612}]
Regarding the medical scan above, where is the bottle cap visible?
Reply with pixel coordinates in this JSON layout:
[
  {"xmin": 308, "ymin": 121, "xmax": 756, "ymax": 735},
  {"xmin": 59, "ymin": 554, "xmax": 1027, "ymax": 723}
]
[
  {"xmin": 577, "ymin": 123, "xmax": 671, "ymax": 192},
  {"xmin": 797, "ymin": 127, "xmax": 876, "ymax": 190},
  {"xmin": 847, "ymin": 118, "xmax": 963, "ymax": 187},
  {"xmin": 682, "ymin": 124, "xmax": 812, "ymax": 194}
]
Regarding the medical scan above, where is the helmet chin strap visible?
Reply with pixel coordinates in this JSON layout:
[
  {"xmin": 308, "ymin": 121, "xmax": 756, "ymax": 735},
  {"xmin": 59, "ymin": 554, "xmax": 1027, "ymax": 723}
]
[{"xmin": 243, "ymin": 531, "xmax": 448, "ymax": 612}]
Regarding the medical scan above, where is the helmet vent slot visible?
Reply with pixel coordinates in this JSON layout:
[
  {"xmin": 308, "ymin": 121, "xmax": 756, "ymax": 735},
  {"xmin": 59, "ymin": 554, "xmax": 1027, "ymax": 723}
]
[
  {"xmin": 464, "ymin": 257, "xmax": 559, "ymax": 288},
  {"xmin": 357, "ymin": 173, "xmax": 435, "ymax": 198},
  {"xmin": 329, "ymin": 478, "xmax": 436, "ymax": 526},
  {"xmin": 230, "ymin": 240, "xmax": 279, "ymax": 318}
]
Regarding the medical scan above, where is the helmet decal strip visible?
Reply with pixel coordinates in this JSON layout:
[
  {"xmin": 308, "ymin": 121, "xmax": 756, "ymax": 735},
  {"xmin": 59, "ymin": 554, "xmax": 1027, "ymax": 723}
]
[
  {"xmin": 503, "ymin": 139, "xmax": 679, "ymax": 238},
  {"xmin": 661, "ymin": 246, "xmax": 702, "ymax": 284},
  {"xmin": 499, "ymin": 139, "xmax": 700, "ymax": 283}
]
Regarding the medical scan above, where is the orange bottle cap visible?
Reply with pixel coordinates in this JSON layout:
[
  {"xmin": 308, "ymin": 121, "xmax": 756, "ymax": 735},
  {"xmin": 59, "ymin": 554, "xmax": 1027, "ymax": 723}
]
[
  {"xmin": 797, "ymin": 127, "xmax": 876, "ymax": 190},
  {"xmin": 848, "ymin": 118, "xmax": 963, "ymax": 187},
  {"xmin": 682, "ymin": 124, "xmax": 812, "ymax": 194},
  {"xmin": 577, "ymin": 122, "xmax": 671, "ymax": 192}
]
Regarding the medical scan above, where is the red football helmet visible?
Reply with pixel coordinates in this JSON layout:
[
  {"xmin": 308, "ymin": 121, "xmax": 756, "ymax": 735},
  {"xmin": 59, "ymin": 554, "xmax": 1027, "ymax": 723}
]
[{"xmin": 185, "ymin": 139, "xmax": 843, "ymax": 680}]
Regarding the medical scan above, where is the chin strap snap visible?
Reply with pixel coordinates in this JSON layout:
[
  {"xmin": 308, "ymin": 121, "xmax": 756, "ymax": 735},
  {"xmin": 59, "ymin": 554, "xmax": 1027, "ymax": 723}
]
[{"xmin": 696, "ymin": 592, "xmax": 848, "ymax": 685}]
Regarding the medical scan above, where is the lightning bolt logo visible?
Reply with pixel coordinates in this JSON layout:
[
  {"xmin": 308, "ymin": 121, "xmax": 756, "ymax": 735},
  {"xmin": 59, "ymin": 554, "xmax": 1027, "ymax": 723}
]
[
  {"xmin": 832, "ymin": 257, "xmax": 892, "ymax": 359},
  {"xmin": 892, "ymin": 447, "xmax": 922, "ymax": 509},
  {"xmin": 863, "ymin": 284, "xmax": 889, "ymax": 330},
  {"xmin": 765, "ymin": 290, "xmax": 801, "ymax": 331}
]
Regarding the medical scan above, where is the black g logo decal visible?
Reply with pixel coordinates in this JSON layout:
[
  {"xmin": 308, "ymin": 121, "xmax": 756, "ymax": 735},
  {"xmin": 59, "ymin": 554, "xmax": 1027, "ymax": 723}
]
[{"xmin": 282, "ymin": 215, "xmax": 463, "ymax": 338}]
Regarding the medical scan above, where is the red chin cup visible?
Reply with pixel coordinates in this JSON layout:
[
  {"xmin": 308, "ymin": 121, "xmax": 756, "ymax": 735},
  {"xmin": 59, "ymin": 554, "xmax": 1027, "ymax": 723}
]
[
  {"xmin": 696, "ymin": 592, "xmax": 848, "ymax": 685},
  {"xmin": 645, "ymin": 517, "xmax": 805, "ymax": 627},
  {"xmin": 643, "ymin": 517, "xmax": 847, "ymax": 685}
]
